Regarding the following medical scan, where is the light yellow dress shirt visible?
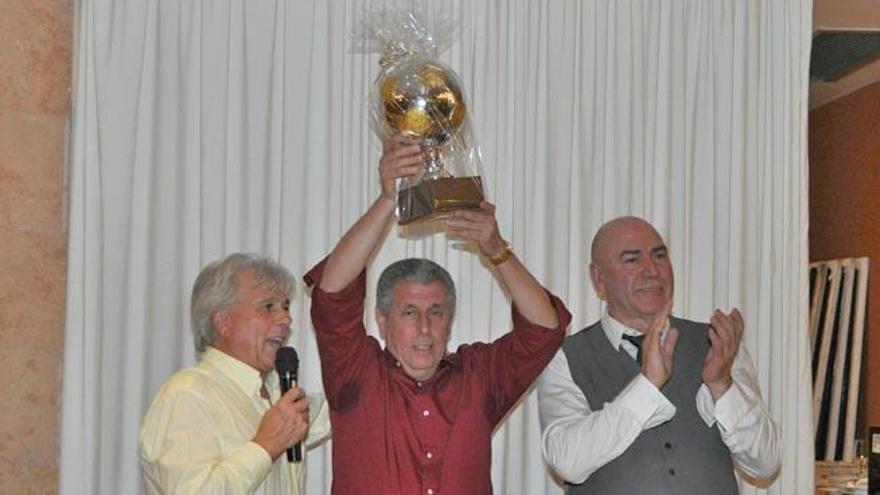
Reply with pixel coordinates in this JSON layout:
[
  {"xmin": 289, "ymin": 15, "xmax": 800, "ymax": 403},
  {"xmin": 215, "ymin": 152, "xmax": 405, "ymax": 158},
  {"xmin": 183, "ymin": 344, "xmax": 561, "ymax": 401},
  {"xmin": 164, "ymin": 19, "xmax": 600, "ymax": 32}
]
[{"xmin": 138, "ymin": 347, "xmax": 331, "ymax": 494}]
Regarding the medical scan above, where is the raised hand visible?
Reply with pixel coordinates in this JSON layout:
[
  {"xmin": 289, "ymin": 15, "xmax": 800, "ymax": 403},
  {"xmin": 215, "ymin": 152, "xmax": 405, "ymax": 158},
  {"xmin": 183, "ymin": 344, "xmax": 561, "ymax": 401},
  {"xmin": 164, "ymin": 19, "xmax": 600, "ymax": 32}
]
[
  {"xmin": 379, "ymin": 135, "xmax": 424, "ymax": 201},
  {"xmin": 703, "ymin": 308, "xmax": 744, "ymax": 400},
  {"xmin": 444, "ymin": 201, "xmax": 559, "ymax": 328},
  {"xmin": 320, "ymin": 135, "xmax": 427, "ymax": 293},
  {"xmin": 641, "ymin": 299, "xmax": 679, "ymax": 389},
  {"xmin": 253, "ymin": 386, "xmax": 311, "ymax": 460},
  {"xmin": 443, "ymin": 201, "xmax": 508, "ymax": 261}
]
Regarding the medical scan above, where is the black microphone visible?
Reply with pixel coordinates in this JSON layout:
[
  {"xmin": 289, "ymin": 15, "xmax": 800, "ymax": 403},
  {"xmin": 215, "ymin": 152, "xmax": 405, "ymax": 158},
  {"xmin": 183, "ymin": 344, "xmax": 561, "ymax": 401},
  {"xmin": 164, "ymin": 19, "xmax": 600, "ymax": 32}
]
[{"xmin": 275, "ymin": 346, "xmax": 302, "ymax": 463}]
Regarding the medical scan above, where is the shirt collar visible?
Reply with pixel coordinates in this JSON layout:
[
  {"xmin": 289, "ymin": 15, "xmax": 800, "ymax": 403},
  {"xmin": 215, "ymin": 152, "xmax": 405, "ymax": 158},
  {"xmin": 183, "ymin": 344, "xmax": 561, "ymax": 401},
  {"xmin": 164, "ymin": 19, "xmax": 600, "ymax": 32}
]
[
  {"xmin": 202, "ymin": 347, "xmax": 273, "ymax": 399},
  {"xmin": 381, "ymin": 348, "xmax": 460, "ymax": 384},
  {"xmin": 600, "ymin": 306, "xmax": 669, "ymax": 351}
]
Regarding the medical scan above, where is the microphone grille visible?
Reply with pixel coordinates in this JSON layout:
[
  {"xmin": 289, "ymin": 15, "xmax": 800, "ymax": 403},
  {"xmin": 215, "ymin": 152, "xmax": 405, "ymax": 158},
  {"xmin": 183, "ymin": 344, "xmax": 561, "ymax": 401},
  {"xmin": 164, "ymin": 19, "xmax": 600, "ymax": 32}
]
[{"xmin": 275, "ymin": 346, "xmax": 299, "ymax": 373}]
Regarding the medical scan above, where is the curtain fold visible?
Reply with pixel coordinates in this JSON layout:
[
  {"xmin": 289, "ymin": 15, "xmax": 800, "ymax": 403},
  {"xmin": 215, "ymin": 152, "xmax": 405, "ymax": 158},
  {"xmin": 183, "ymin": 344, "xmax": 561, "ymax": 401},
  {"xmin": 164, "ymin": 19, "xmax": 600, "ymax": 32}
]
[{"xmin": 61, "ymin": 1, "xmax": 813, "ymax": 493}]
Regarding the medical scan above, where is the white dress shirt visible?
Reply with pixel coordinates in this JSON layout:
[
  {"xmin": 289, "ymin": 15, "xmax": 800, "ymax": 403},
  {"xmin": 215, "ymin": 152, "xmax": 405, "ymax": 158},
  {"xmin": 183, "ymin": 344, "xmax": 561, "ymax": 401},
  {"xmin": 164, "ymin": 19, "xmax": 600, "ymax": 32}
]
[{"xmin": 537, "ymin": 310, "xmax": 780, "ymax": 485}]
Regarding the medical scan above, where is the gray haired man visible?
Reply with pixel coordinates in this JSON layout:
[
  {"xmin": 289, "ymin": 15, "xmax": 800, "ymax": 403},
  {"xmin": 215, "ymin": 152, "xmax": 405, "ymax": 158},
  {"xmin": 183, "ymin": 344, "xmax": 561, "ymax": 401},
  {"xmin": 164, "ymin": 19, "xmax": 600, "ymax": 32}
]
[
  {"xmin": 304, "ymin": 136, "xmax": 572, "ymax": 494},
  {"xmin": 139, "ymin": 253, "xmax": 330, "ymax": 494}
]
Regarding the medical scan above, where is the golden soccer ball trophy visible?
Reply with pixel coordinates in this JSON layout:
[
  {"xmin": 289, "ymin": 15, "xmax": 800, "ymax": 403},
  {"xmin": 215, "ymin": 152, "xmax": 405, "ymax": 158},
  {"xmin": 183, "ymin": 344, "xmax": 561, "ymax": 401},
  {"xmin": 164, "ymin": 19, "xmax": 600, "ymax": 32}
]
[{"xmin": 372, "ymin": 49, "xmax": 484, "ymax": 225}]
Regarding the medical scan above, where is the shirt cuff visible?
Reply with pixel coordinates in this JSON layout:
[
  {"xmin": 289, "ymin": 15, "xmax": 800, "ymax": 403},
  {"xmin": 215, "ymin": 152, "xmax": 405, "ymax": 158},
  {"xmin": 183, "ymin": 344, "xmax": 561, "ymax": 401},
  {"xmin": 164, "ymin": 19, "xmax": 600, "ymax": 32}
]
[
  {"xmin": 304, "ymin": 257, "xmax": 368, "ymax": 329},
  {"xmin": 617, "ymin": 374, "xmax": 676, "ymax": 429},
  {"xmin": 303, "ymin": 256, "xmax": 367, "ymax": 300},
  {"xmin": 231, "ymin": 441, "xmax": 273, "ymax": 485},
  {"xmin": 711, "ymin": 381, "xmax": 752, "ymax": 432}
]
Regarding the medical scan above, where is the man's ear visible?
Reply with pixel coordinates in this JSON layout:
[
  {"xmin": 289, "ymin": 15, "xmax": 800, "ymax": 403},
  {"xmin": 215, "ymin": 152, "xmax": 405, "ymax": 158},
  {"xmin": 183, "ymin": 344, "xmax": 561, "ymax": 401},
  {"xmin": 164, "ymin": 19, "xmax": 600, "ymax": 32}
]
[
  {"xmin": 212, "ymin": 311, "xmax": 230, "ymax": 339},
  {"xmin": 589, "ymin": 263, "xmax": 607, "ymax": 301},
  {"xmin": 375, "ymin": 308, "xmax": 387, "ymax": 340}
]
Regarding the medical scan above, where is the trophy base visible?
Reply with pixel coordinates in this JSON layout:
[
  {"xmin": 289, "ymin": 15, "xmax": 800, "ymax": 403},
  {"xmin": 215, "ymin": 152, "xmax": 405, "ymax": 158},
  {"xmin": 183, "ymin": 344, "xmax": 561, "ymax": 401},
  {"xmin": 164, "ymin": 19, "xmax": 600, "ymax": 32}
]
[{"xmin": 397, "ymin": 176, "xmax": 484, "ymax": 225}]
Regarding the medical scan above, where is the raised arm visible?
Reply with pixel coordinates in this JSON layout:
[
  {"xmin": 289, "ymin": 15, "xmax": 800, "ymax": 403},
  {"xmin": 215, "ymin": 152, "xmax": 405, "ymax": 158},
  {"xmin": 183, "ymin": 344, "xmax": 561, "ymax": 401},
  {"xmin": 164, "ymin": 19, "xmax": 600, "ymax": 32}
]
[
  {"xmin": 444, "ymin": 202, "xmax": 558, "ymax": 328},
  {"xmin": 319, "ymin": 137, "xmax": 423, "ymax": 293}
]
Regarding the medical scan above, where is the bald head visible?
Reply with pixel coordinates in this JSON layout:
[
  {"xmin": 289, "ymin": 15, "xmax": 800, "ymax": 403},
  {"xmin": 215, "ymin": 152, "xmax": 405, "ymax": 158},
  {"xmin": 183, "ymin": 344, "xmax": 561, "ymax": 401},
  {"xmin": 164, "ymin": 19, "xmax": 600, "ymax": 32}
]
[{"xmin": 591, "ymin": 216, "xmax": 662, "ymax": 267}]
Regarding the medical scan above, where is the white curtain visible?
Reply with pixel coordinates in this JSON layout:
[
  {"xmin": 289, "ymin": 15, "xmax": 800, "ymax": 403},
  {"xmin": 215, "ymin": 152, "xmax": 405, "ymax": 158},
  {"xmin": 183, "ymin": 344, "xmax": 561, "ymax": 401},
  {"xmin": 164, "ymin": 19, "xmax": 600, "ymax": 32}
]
[{"xmin": 61, "ymin": 1, "xmax": 813, "ymax": 494}]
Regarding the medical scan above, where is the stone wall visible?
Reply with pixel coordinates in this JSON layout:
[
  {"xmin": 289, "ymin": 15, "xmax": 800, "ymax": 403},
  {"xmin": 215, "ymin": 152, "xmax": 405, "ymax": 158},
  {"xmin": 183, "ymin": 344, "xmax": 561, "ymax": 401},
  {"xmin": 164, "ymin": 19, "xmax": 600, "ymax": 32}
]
[{"xmin": 0, "ymin": 1, "xmax": 71, "ymax": 493}]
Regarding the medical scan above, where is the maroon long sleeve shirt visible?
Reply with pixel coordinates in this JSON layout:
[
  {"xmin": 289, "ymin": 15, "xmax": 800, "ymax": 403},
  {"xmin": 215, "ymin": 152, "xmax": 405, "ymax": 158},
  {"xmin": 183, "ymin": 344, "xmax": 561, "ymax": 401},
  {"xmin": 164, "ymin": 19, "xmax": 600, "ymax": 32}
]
[{"xmin": 305, "ymin": 259, "xmax": 570, "ymax": 495}]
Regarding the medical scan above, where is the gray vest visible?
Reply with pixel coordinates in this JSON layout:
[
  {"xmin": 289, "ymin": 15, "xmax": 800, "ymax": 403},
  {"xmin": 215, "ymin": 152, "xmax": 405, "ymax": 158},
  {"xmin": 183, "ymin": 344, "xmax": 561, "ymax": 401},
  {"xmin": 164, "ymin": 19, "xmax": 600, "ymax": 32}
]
[{"xmin": 561, "ymin": 317, "xmax": 738, "ymax": 495}]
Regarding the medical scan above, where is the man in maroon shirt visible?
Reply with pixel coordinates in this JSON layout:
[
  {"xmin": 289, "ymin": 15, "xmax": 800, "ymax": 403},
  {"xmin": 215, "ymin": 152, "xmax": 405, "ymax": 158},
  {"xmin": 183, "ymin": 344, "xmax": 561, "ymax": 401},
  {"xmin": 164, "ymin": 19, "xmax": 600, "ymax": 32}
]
[{"xmin": 304, "ymin": 137, "xmax": 572, "ymax": 495}]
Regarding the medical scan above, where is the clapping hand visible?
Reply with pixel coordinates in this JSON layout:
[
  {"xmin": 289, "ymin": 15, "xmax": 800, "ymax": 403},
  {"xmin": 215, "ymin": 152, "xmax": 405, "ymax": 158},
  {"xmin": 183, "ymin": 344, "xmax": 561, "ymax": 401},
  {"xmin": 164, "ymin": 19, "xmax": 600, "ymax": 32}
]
[
  {"xmin": 642, "ymin": 299, "xmax": 679, "ymax": 389},
  {"xmin": 703, "ymin": 308, "xmax": 744, "ymax": 400}
]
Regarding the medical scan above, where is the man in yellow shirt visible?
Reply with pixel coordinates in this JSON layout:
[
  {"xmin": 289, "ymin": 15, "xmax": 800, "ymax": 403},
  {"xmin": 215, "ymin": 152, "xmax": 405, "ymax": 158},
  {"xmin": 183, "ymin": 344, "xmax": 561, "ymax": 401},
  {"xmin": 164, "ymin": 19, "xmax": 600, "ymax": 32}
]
[{"xmin": 139, "ymin": 253, "xmax": 330, "ymax": 494}]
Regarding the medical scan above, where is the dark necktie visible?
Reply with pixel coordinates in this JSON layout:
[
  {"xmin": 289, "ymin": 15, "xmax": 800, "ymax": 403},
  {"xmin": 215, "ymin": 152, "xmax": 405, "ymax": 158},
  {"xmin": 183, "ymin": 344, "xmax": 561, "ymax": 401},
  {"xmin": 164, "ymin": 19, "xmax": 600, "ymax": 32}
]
[{"xmin": 621, "ymin": 334, "xmax": 645, "ymax": 365}]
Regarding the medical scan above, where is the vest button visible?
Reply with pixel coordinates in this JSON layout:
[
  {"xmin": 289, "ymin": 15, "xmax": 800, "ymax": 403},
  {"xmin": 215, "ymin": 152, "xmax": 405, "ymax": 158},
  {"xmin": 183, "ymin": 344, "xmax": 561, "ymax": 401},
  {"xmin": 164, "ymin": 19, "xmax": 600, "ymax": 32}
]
[
  {"xmin": 664, "ymin": 442, "xmax": 672, "ymax": 449},
  {"xmin": 668, "ymin": 468, "xmax": 676, "ymax": 475}
]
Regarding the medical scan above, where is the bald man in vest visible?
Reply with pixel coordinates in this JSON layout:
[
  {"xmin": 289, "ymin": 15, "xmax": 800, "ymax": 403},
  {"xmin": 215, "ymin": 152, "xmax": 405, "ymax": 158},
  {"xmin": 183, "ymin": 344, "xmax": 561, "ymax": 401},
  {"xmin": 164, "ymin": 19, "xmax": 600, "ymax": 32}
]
[{"xmin": 538, "ymin": 216, "xmax": 780, "ymax": 494}]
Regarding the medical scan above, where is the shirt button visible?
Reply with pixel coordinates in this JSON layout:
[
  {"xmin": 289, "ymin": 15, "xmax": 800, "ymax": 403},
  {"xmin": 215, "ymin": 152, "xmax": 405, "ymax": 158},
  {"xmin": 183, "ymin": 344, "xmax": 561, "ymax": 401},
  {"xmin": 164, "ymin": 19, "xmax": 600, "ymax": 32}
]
[
  {"xmin": 427, "ymin": 490, "xmax": 434, "ymax": 495},
  {"xmin": 422, "ymin": 409, "xmax": 430, "ymax": 417},
  {"xmin": 416, "ymin": 382, "xmax": 422, "ymax": 387},
  {"xmin": 426, "ymin": 451, "xmax": 433, "ymax": 459},
  {"xmin": 668, "ymin": 468, "xmax": 676, "ymax": 475},
  {"xmin": 664, "ymin": 442, "xmax": 672, "ymax": 449}
]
